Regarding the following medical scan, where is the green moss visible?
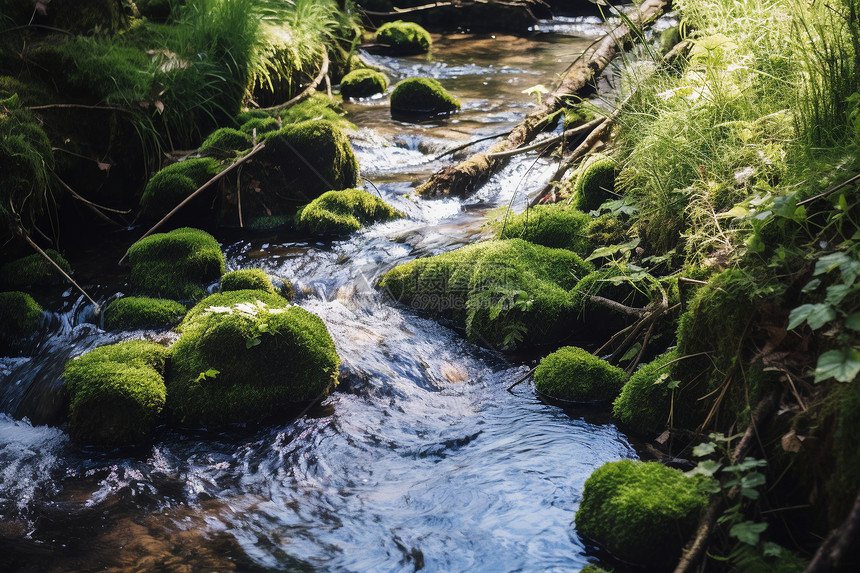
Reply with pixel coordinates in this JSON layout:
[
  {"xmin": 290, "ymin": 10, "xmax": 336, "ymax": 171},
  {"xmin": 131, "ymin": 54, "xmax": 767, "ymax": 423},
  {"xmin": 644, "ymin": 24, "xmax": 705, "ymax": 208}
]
[
  {"xmin": 390, "ymin": 77, "xmax": 460, "ymax": 115},
  {"xmin": 104, "ymin": 297, "xmax": 188, "ymax": 331},
  {"xmin": 139, "ymin": 158, "xmax": 221, "ymax": 219},
  {"xmin": 220, "ymin": 269, "xmax": 276, "ymax": 294},
  {"xmin": 612, "ymin": 350, "xmax": 679, "ymax": 435},
  {"xmin": 341, "ymin": 69, "xmax": 389, "ymax": 98},
  {"xmin": 585, "ymin": 214, "xmax": 629, "ymax": 247},
  {"xmin": 378, "ymin": 239, "xmax": 593, "ymax": 349},
  {"xmin": 239, "ymin": 117, "xmax": 280, "ymax": 136},
  {"xmin": 295, "ymin": 188, "xmax": 404, "ymax": 235},
  {"xmin": 167, "ymin": 290, "xmax": 340, "ymax": 425},
  {"xmin": 246, "ymin": 215, "xmax": 291, "ymax": 231},
  {"xmin": 0, "ymin": 250, "xmax": 71, "ymax": 289},
  {"xmin": 0, "ymin": 291, "xmax": 42, "ymax": 340},
  {"xmin": 829, "ymin": 380, "xmax": 860, "ymax": 524},
  {"xmin": 493, "ymin": 203, "xmax": 593, "ymax": 255},
  {"xmin": 128, "ymin": 227, "xmax": 225, "ymax": 301},
  {"xmin": 277, "ymin": 94, "xmax": 353, "ymax": 131},
  {"xmin": 47, "ymin": 0, "xmax": 125, "ymax": 34},
  {"xmin": 63, "ymin": 340, "xmax": 170, "ymax": 445},
  {"xmin": 563, "ymin": 104, "xmax": 598, "ymax": 129},
  {"xmin": 580, "ymin": 566, "xmax": 611, "ymax": 573},
  {"xmin": 199, "ymin": 128, "xmax": 252, "ymax": 158},
  {"xmin": 534, "ymin": 346, "xmax": 626, "ymax": 403},
  {"xmin": 376, "ymin": 20, "xmax": 432, "ymax": 55},
  {"xmin": 571, "ymin": 154, "xmax": 617, "ymax": 212},
  {"xmin": 571, "ymin": 267, "xmax": 659, "ymax": 313},
  {"xmin": 576, "ymin": 460, "xmax": 709, "ymax": 570}
]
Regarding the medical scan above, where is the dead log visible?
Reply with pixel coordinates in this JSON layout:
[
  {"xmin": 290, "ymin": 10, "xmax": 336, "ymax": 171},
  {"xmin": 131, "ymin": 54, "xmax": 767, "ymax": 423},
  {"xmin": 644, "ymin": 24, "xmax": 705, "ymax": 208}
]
[{"xmin": 416, "ymin": 0, "xmax": 667, "ymax": 198}]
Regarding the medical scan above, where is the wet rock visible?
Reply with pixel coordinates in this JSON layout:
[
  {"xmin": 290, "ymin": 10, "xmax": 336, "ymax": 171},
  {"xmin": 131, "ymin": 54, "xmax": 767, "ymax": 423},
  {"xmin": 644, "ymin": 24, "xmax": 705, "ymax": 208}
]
[
  {"xmin": 139, "ymin": 158, "xmax": 221, "ymax": 220},
  {"xmin": 390, "ymin": 77, "xmax": 460, "ymax": 116},
  {"xmin": 376, "ymin": 20, "xmax": 432, "ymax": 55},
  {"xmin": 104, "ymin": 297, "xmax": 188, "ymax": 331},
  {"xmin": 295, "ymin": 188, "xmax": 403, "ymax": 235},
  {"xmin": 534, "ymin": 346, "xmax": 626, "ymax": 403},
  {"xmin": 340, "ymin": 68, "xmax": 389, "ymax": 99}
]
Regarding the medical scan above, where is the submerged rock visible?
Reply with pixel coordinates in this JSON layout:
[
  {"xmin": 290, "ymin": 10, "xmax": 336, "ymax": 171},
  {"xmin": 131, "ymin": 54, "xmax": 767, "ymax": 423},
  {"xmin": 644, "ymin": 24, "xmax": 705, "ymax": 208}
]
[
  {"xmin": 390, "ymin": 77, "xmax": 460, "ymax": 116},
  {"xmin": 104, "ymin": 296, "xmax": 188, "ymax": 331},
  {"xmin": 0, "ymin": 250, "xmax": 71, "ymax": 289},
  {"xmin": 220, "ymin": 268, "xmax": 276, "ymax": 294},
  {"xmin": 167, "ymin": 290, "xmax": 340, "ymax": 425},
  {"xmin": 341, "ymin": 68, "xmax": 389, "ymax": 99},
  {"xmin": 534, "ymin": 346, "xmax": 626, "ymax": 403},
  {"xmin": 375, "ymin": 20, "xmax": 432, "ymax": 54},
  {"xmin": 295, "ymin": 188, "xmax": 403, "ymax": 235},
  {"xmin": 128, "ymin": 227, "xmax": 225, "ymax": 301},
  {"xmin": 0, "ymin": 291, "xmax": 42, "ymax": 342},
  {"xmin": 576, "ymin": 460, "xmax": 709, "ymax": 571}
]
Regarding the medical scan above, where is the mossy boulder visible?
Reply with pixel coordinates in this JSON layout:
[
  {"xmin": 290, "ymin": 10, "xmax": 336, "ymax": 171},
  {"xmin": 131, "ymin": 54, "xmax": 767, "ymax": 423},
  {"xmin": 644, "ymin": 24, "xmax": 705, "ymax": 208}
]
[
  {"xmin": 139, "ymin": 158, "xmax": 221, "ymax": 220},
  {"xmin": 0, "ymin": 291, "xmax": 42, "ymax": 341},
  {"xmin": 63, "ymin": 340, "xmax": 170, "ymax": 445},
  {"xmin": 376, "ymin": 21, "xmax": 432, "ymax": 55},
  {"xmin": 379, "ymin": 239, "xmax": 593, "ymax": 350},
  {"xmin": 576, "ymin": 460, "xmax": 709, "ymax": 570},
  {"xmin": 295, "ymin": 188, "xmax": 404, "ymax": 235},
  {"xmin": 493, "ymin": 203, "xmax": 593, "ymax": 255},
  {"xmin": 199, "ymin": 127, "xmax": 252, "ymax": 158},
  {"xmin": 45, "ymin": 0, "xmax": 125, "ymax": 35},
  {"xmin": 104, "ymin": 297, "xmax": 188, "ymax": 331},
  {"xmin": 612, "ymin": 350, "xmax": 679, "ymax": 436},
  {"xmin": 534, "ymin": 346, "xmax": 626, "ymax": 403},
  {"xmin": 128, "ymin": 227, "xmax": 225, "ymax": 301},
  {"xmin": 166, "ymin": 290, "xmax": 340, "ymax": 425},
  {"xmin": 239, "ymin": 116, "xmax": 280, "ymax": 136},
  {"xmin": 220, "ymin": 269, "xmax": 276, "ymax": 294},
  {"xmin": 571, "ymin": 154, "xmax": 617, "ymax": 212},
  {"xmin": 390, "ymin": 77, "xmax": 460, "ymax": 115},
  {"xmin": 0, "ymin": 250, "xmax": 71, "ymax": 289},
  {"xmin": 341, "ymin": 69, "xmax": 389, "ymax": 98}
]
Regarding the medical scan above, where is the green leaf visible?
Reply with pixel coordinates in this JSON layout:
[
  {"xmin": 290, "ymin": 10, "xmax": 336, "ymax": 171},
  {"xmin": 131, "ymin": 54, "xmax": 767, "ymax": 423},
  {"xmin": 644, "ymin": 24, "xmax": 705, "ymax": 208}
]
[
  {"xmin": 693, "ymin": 442, "xmax": 716, "ymax": 457},
  {"xmin": 814, "ymin": 348, "xmax": 860, "ymax": 383},
  {"xmin": 826, "ymin": 284, "xmax": 854, "ymax": 306},
  {"xmin": 667, "ymin": 379, "xmax": 681, "ymax": 389},
  {"xmin": 740, "ymin": 487, "xmax": 761, "ymax": 500},
  {"xmin": 724, "ymin": 459, "xmax": 767, "ymax": 473},
  {"xmin": 257, "ymin": 322, "xmax": 269, "ymax": 333},
  {"xmin": 652, "ymin": 372, "xmax": 670, "ymax": 385},
  {"xmin": 762, "ymin": 542, "xmax": 783, "ymax": 558},
  {"xmin": 195, "ymin": 368, "xmax": 220, "ymax": 383},
  {"xmin": 686, "ymin": 459, "xmax": 722, "ymax": 477},
  {"xmin": 788, "ymin": 303, "xmax": 835, "ymax": 330},
  {"xmin": 621, "ymin": 343, "xmax": 642, "ymax": 362},
  {"xmin": 801, "ymin": 278, "xmax": 821, "ymax": 293},
  {"xmin": 246, "ymin": 337, "xmax": 261, "ymax": 349},
  {"xmin": 729, "ymin": 521, "xmax": 768, "ymax": 546},
  {"xmin": 814, "ymin": 252, "xmax": 850, "ymax": 276},
  {"xmin": 846, "ymin": 313, "xmax": 860, "ymax": 332},
  {"xmin": 741, "ymin": 471, "xmax": 766, "ymax": 489}
]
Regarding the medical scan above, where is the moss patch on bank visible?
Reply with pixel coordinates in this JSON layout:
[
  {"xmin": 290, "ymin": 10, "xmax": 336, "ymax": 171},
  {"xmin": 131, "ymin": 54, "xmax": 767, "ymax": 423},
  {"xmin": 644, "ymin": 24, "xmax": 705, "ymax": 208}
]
[{"xmin": 492, "ymin": 203, "xmax": 593, "ymax": 255}]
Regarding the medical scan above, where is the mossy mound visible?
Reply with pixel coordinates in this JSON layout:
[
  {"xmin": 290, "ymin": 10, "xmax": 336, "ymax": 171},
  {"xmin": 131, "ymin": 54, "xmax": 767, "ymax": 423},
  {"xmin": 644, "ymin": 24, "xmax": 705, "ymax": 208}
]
[
  {"xmin": 390, "ymin": 77, "xmax": 460, "ymax": 115},
  {"xmin": 167, "ymin": 290, "xmax": 340, "ymax": 425},
  {"xmin": 277, "ymin": 94, "xmax": 354, "ymax": 131},
  {"xmin": 612, "ymin": 350, "xmax": 679, "ymax": 436},
  {"xmin": 534, "ymin": 346, "xmax": 626, "ymax": 403},
  {"xmin": 220, "ymin": 269, "xmax": 276, "ymax": 294},
  {"xmin": 379, "ymin": 239, "xmax": 593, "ymax": 349},
  {"xmin": 104, "ymin": 297, "xmax": 188, "ymax": 331},
  {"xmin": 376, "ymin": 21, "xmax": 432, "ymax": 55},
  {"xmin": 199, "ymin": 128, "xmax": 252, "ymax": 158},
  {"xmin": 571, "ymin": 154, "xmax": 617, "ymax": 212},
  {"xmin": 246, "ymin": 215, "xmax": 291, "ymax": 231},
  {"xmin": 0, "ymin": 291, "xmax": 42, "ymax": 341},
  {"xmin": 572, "ymin": 267, "xmax": 659, "ymax": 313},
  {"xmin": 257, "ymin": 119, "xmax": 359, "ymax": 206},
  {"xmin": 340, "ymin": 69, "xmax": 389, "ymax": 98},
  {"xmin": 128, "ymin": 227, "xmax": 225, "ymax": 301},
  {"xmin": 580, "ymin": 566, "xmax": 611, "ymax": 573},
  {"xmin": 295, "ymin": 188, "xmax": 404, "ymax": 235},
  {"xmin": 139, "ymin": 158, "xmax": 221, "ymax": 220},
  {"xmin": 239, "ymin": 116, "xmax": 280, "ymax": 136},
  {"xmin": 63, "ymin": 340, "xmax": 170, "ymax": 445},
  {"xmin": 585, "ymin": 213, "xmax": 629, "ymax": 247},
  {"xmin": 0, "ymin": 250, "xmax": 71, "ymax": 289},
  {"xmin": 576, "ymin": 460, "xmax": 709, "ymax": 570},
  {"xmin": 493, "ymin": 203, "xmax": 593, "ymax": 255}
]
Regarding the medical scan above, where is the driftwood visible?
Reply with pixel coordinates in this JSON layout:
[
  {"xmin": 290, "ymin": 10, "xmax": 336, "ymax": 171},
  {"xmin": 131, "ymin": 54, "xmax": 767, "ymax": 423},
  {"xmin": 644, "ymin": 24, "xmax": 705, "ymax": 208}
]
[{"xmin": 416, "ymin": 0, "xmax": 667, "ymax": 198}]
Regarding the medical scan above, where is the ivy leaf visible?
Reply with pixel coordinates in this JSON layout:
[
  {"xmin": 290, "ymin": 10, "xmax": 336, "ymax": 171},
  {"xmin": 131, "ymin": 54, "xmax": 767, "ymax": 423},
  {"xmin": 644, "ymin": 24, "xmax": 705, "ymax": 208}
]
[
  {"xmin": 846, "ymin": 313, "xmax": 860, "ymax": 332},
  {"xmin": 801, "ymin": 278, "xmax": 821, "ymax": 293},
  {"xmin": 195, "ymin": 368, "xmax": 220, "ymax": 383},
  {"xmin": 729, "ymin": 521, "xmax": 768, "ymax": 546},
  {"xmin": 788, "ymin": 303, "xmax": 836, "ymax": 330},
  {"xmin": 814, "ymin": 252, "xmax": 850, "ymax": 276},
  {"xmin": 741, "ymin": 471, "xmax": 766, "ymax": 489},
  {"xmin": 692, "ymin": 442, "xmax": 716, "ymax": 457},
  {"xmin": 826, "ymin": 284, "xmax": 854, "ymax": 306},
  {"xmin": 762, "ymin": 542, "xmax": 783, "ymax": 558},
  {"xmin": 740, "ymin": 486, "xmax": 760, "ymax": 500},
  {"xmin": 814, "ymin": 348, "xmax": 860, "ymax": 383},
  {"xmin": 246, "ymin": 337, "xmax": 261, "ymax": 349},
  {"xmin": 686, "ymin": 459, "xmax": 722, "ymax": 477}
]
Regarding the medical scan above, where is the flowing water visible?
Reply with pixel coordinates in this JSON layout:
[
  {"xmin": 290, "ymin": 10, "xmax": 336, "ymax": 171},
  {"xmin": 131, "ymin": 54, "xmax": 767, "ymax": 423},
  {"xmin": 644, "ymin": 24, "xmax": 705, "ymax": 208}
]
[{"xmin": 0, "ymin": 22, "xmax": 652, "ymax": 573}]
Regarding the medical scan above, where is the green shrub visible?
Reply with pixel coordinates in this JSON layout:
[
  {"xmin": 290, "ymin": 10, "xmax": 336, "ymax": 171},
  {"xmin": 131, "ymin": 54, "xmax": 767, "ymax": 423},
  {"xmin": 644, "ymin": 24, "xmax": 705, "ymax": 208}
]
[
  {"xmin": 128, "ymin": 227, "xmax": 225, "ymax": 300},
  {"xmin": 376, "ymin": 20, "xmax": 432, "ymax": 54},
  {"xmin": 390, "ymin": 77, "xmax": 460, "ymax": 114},
  {"xmin": 571, "ymin": 154, "xmax": 617, "ymax": 212},
  {"xmin": 576, "ymin": 460, "xmax": 709, "ymax": 571},
  {"xmin": 493, "ymin": 203, "xmax": 593, "ymax": 255},
  {"xmin": 0, "ymin": 250, "xmax": 71, "ymax": 289},
  {"xmin": 167, "ymin": 290, "xmax": 340, "ymax": 425},
  {"xmin": 340, "ymin": 68, "xmax": 389, "ymax": 98},
  {"xmin": 612, "ymin": 350, "xmax": 679, "ymax": 435},
  {"xmin": 139, "ymin": 158, "xmax": 221, "ymax": 219},
  {"xmin": 295, "ymin": 188, "xmax": 403, "ymax": 235},
  {"xmin": 0, "ymin": 291, "xmax": 42, "ymax": 340},
  {"xmin": 63, "ymin": 340, "xmax": 170, "ymax": 445},
  {"xmin": 104, "ymin": 297, "xmax": 188, "ymax": 331},
  {"xmin": 534, "ymin": 346, "xmax": 626, "ymax": 403},
  {"xmin": 379, "ymin": 239, "xmax": 593, "ymax": 349},
  {"xmin": 220, "ymin": 268, "xmax": 276, "ymax": 294},
  {"xmin": 199, "ymin": 127, "xmax": 252, "ymax": 158}
]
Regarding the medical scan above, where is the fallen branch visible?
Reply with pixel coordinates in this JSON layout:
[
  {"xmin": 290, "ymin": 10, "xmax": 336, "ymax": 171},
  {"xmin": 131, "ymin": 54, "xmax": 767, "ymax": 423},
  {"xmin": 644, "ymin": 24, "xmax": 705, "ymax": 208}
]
[
  {"xmin": 805, "ymin": 490, "xmax": 860, "ymax": 573},
  {"xmin": 432, "ymin": 131, "xmax": 511, "ymax": 161},
  {"xmin": 797, "ymin": 171, "xmax": 860, "ymax": 206},
  {"xmin": 259, "ymin": 51, "xmax": 329, "ymax": 114},
  {"xmin": 363, "ymin": 0, "xmax": 548, "ymax": 18},
  {"xmin": 486, "ymin": 117, "xmax": 604, "ymax": 159},
  {"xmin": 507, "ymin": 366, "xmax": 537, "ymax": 392},
  {"xmin": 50, "ymin": 170, "xmax": 129, "ymax": 226}
]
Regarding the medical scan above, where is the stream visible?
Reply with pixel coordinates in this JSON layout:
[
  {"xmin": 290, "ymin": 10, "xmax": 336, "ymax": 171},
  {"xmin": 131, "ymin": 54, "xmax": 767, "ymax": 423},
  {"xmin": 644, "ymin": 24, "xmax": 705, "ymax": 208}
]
[{"xmin": 0, "ymin": 19, "xmax": 665, "ymax": 572}]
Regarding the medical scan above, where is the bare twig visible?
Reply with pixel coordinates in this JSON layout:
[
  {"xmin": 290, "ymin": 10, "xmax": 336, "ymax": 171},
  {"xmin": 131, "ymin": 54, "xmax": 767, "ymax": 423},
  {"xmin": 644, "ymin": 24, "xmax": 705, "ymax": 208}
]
[
  {"xmin": 486, "ymin": 117, "xmax": 604, "ymax": 159},
  {"xmin": 507, "ymin": 366, "xmax": 537, "ymax": 392},
  {"xmin": 796, "ymin": 171, "xmax": 860, "ymax": 206}
]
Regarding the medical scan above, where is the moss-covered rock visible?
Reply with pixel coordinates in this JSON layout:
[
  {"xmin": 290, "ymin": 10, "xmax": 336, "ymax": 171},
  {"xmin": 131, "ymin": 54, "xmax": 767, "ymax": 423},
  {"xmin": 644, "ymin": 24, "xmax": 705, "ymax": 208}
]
[
  {"xmin": 199, "ymin": 127, "xmax": 252, "ymax": 158},
  {"xmin": 0, "ymin": 250, "xmax": 71, "ymax": 289},
  {"xmin": 0, "ymin": 291, "xmax": 42, "ymax": 341},
  {"xmin": 580, "ymin": 566, "xmax": 611, "ymax": 573},
  {"xmin": 534, "ymin": 346, "xmax": 626, "ymax": 403},
  {"xmin": 379, "ymin": 239, "xmax": 593, "ymax": 349},
  {"xmin": 104, "ymin": 297, "xmax": 187, "ymax": 331},
  {"xmin": 220, "ymin": 269, "xmax": 276, "ymax": 294},
  {"xmin": 390, "ymin": 77, "xmax": 460, "ymax": 115},
  {"xmin": 63, "ymin": 340, "xmax": 170, "ymax": 445},
  {"xmin": 166, "ymin": 290, "xmax": 340, "ymax": 425},
  {"xmin": 128, "ymin": 227, "xmax": 225, "ymax": 301},
  {"xmin": 139, "ymin": 158, "xmax": 221, "ymax": 220},
  {"xmin": 340, "ymin": 69, "xmax": 389, "ymax": 98},
  {"xmin": 295, "ymin": 188, "xmax": 403, "ymax": 235},
  {"xmin": 612, "ymin": 350, "xmax": 679, "ymax": 435},
  {"xmin": 376, "ymin": 20, "xmax": 432, "ymax": 55},
  {"xmin": 493, "ymin": 203, "xmax": 593, "ymax": 255},
  {"xmin": 585, "ymin": 213, "xmax": 629, "ymax": 247},
  {"xmin": 239, "ymin": 116, "xmax": 280, "ymax": 136},
  {"xmin": 576, "ymin": 460, "xmax": 709, "ymax": 570},
  {"xmin": 571, "ymin": 154, "xmax": 617, "ymax": 212},
  {"xmin": 571, "ymin": 267, "xmax": 659, "ymax": 314}
]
